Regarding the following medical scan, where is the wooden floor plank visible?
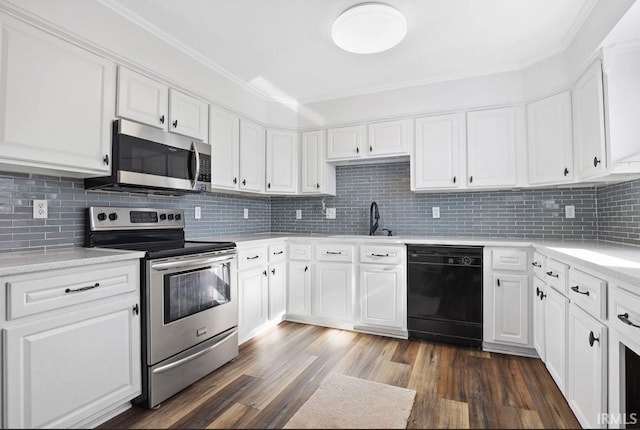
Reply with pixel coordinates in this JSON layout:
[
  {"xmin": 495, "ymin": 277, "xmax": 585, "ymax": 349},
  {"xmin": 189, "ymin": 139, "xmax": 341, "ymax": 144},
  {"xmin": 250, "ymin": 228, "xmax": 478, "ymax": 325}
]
[{"xmin": 100, "ymin": 322, "xmax": 580, "ymax": 430}]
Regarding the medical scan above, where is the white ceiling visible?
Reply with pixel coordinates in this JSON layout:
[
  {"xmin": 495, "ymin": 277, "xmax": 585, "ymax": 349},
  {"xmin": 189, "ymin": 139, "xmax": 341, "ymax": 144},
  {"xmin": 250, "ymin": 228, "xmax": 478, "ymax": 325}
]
[{"xmin": 103, "ymin": 0, "xmax": 598, "ymax": 104}]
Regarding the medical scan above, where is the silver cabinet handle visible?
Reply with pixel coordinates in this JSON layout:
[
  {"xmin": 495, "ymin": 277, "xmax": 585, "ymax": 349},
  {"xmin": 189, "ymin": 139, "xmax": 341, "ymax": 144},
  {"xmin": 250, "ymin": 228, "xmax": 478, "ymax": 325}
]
[{"xmin": 191, "ymin": 141, "xmax": 201, "ymax": 190}]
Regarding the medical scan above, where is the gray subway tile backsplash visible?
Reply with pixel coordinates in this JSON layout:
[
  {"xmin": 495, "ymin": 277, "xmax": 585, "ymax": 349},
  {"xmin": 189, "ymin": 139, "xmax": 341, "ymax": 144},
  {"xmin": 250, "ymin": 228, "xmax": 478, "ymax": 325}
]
[{"xmin": 1, "ymin": 162, "xmax": 640, "ymax": 253}]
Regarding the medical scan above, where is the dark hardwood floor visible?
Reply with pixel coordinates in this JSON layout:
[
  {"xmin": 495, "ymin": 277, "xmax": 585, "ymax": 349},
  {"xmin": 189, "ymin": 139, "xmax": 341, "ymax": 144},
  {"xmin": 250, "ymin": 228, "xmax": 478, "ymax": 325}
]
[{"xmin": 100, "ymin": 322, "xmax": 580, "ymax": 429}]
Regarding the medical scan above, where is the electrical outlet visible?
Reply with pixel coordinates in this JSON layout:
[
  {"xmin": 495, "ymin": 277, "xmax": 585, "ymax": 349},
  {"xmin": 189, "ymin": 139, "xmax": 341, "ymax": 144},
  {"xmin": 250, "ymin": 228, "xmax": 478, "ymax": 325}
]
[
  {"xmin": 326, "ymin": 208, "xmax": 336, "ymax": 219},
  {"xmin": 432, "ymin": 207, "xmax": 440, "ymax": 219},
  {"xmin": 194, "ymin": 206, "xmax": 201, "ymax": 219},
  {"xmin": 33, "ymin": 199, "xmax": 48, "ymax": 219},
  {"xmin": 244, "ymin": 208, "xmax": 249, "ymax": 219},
  {"xmin": 565, "ymin": 205, "xmax": 576, "ymax": 219},
  {"xmin": 296, "ymin": 209, "xmax": 302, "ymax": 220}
]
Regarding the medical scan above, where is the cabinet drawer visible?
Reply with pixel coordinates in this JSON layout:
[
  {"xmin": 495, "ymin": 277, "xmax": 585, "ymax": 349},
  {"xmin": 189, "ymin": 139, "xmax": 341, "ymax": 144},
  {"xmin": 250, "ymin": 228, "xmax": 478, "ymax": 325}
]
[
  {"xmin": 491, "ymin": 248, "xmax": 528, "ymax": 271},
  {"xmin": 545, "ymin": 258, "xmax": 569, "ymax": 295},
  {"xmin": 6, "ymin": 260, "xmax": 139, "ymax": 320},
  {"xmin": 315, "ymin": 244, "xmax": 354, "ymax": 262},
  {"xmin": 569, "ymin": 268, "xmax": 607, "ymax": 320},
  {"xmin": 268, "ymin": 243, "xmax": 286, "ymax": 263},
  {"xmin": 532, "ymin": 251, "xmax": 546, "ymax": 278},
  {"xmin": 289, "ymin": 243, "xmax": 311, "ymax": 261},
  {"xmin": 360, "ymin": 245, "xmax": 403, "ymax": 265},
  {"xmin": 610, "ymin": 285, "xmax": 640, "ymax": 344},
  {"xmin": 237, "ymin": 246, "xmax": 268, "ymax": 270}
]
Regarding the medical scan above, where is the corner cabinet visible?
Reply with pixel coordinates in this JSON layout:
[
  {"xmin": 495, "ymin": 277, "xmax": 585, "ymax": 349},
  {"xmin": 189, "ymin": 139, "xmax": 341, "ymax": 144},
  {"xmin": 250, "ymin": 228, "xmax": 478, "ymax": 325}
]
[
  {"xmin": 0, "ymin": 14, "xmax": 114, "ymax": 178},
  {"xmin": 573, "ymin": 60, "xmax": 607, "ymax": 179},
  {"xmin": 466, "ymin": 107, "xmax": 517, "ymax": 188},
  {"xmin": 1, "ymin": 258, "xmax": 141, "ymax": 429},
  {"xmin": 239, "ymin": 120, "xmax": 266, "ymax": 193},
  {"xmin": 527, "ymin": 91, "xmax": 574, "ymax": 185},
  {"xmin": 412, "ymin": 113, "xmax": 462, "ymax": 190},
  {"xmin": 300, "ymin": 130, "xmax": 336, "ymax": 195},
  {"xmin": 265, "ymin": 129, "xmax": 298, "ymax": 194}
]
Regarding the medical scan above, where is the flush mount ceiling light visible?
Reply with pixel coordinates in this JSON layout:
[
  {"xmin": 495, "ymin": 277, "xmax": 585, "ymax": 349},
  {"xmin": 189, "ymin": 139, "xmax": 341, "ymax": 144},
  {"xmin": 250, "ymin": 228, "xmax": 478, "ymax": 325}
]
[{"xmin": 331, "ymin": 3, "xmax": 407, "ymax": 54}]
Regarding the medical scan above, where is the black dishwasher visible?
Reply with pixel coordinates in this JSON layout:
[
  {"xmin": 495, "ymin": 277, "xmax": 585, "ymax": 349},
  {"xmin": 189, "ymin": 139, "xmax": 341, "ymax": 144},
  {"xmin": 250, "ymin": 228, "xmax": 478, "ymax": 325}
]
[{"xmin": 407, "ymin": 245, "xmax": 483, "ymax": 347}]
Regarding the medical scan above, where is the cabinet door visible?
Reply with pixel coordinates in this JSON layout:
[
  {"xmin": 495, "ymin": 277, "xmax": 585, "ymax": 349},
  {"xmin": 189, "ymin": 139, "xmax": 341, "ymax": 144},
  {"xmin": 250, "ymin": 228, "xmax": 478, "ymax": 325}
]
[
  {"xmin": 269, "ymin": 262, "xmax": 287, "ymax": 320},
  {"xmin": 288, "ymin": 261, "xmax": 311, "ymax": 316},
  {"xmin": 116, "ymin": 66, "xmax": 168, "ymax": 130},
  {"xmin": 532, "ymin": 277, "xmax": 546, "ymax": 361},
  {"xmin": 210, "ymin": 106, "xmax": 240, "ymax": 190},
  {"xmin": 239, "ymin": 120, "xmax": 266, "ymax": 192},
  {"xmin": 545, "ymin": 287, "xmax": 569, "ymax": 394},
  {"xmin": 238, "ymin": 268, "xmax": 269, "ymax": 339},
  {"xmin": 168, "ymin": 89, "xmax": 208, "ymax": 141},
  {"xmin": 413, "ymin": 114, "xmax": 461, "ymax": 189},
  {"xmin": 266, "ymin": 129, "xmax": 298, "ymax": 194},
  {"xmin": 327, "ymin": 125, "xmax": 363, "ymax": 159},
  {"xmin": 301, "ymin": 130, "xmax": 334, "ymax": 194},
  {"xmin": 467, "ymin": 107, "xmax": 517, "ymax": 187},
  {"xmin": 527, "ymin": 91, "xmax": 574, "ymax": 184},
  {"xmin": 568, "ymin": 304, "xmax": 607, "ymax": 429},
  {"xmin": 315, "ymin": 263, "xmax": 353, "ymax": 321},
  {"xmin": 359, "ymin": 265, "xmax": 405, "ymax": 329},
  {"xmin": 0, "ymin": 16, "xmax": 114, "ymax": 177},
  {"xmin": 574, "ymin": 60, "xmax": 607, "ymax": 179},
  {"xmin": 368, "ymin": 119, "xmax": 408, "ymax": 157},
  {"xmin": 3, "ymin": 297, "xmax": 141, "ymax": 429},
  {"xmin": 491, "ymin": 273, "xmax": 529, "ymax": 345}
]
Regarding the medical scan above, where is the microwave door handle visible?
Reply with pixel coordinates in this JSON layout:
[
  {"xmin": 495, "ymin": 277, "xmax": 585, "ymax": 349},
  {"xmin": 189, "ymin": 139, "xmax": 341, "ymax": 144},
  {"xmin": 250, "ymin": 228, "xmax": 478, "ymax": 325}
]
[{"xmin": 191, "ymin": 141, "xmax": 201, "ymax": 190}]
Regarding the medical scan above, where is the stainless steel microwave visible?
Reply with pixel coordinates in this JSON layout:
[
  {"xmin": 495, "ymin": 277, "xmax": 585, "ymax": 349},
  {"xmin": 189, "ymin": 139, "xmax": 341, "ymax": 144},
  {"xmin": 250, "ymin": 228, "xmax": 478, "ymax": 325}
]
[{"xmin": 85, "ymin": 119, "xmax": 211, "ymax": 195}]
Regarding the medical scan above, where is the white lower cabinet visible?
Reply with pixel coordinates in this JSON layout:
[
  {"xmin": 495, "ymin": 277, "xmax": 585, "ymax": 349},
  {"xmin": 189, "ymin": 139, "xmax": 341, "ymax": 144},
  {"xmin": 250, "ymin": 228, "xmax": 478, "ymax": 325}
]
[
  {"xmin": 358, "ymin": 265, "xmax": 405, "ymax": 329},
  {"xmin": 568, "ymin": 304, "xmax": 607, "ymax": 429},
  {"xmin": 3, "ymin": 296, "xmax": 140, "ymax": 429},
  {"xmin": 544, "ymin": 285, "xmax": 569, "ymax": 394},
  {"xmin": 532, "ymin": 276, "xmax": 547, "ymax": 360},
  {"xmin": 315, "ymin": 263, "xmax": 354, "ymax": 322},
  {"xmin": 238, "ymin": 267, "xmax": 269, "ymax": 341},
  {"xmin": 490, "ymin": 273, "xmax": 530, "ymax": 345},
  {"xmin": 268, "ymin": 261, "xmax": 287, "ymax": 319},
  {"xmin": 288, "ymin": 261, "xmax": 312, "ymax": 317}
]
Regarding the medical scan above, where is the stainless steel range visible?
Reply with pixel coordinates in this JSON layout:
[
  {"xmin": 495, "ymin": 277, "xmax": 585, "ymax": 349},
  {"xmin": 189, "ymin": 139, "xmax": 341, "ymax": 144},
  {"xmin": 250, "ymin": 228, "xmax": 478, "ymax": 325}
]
[{"xmin": 85, "ymin": 207, "xmax": 238, "ymax": 408}]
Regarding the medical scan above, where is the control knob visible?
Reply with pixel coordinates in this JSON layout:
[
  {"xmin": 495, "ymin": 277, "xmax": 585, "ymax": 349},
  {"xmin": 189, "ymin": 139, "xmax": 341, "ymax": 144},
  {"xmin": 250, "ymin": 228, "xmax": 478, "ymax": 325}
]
[
  {"xmin": 159, "ymin": 213, "xmax": 167, "ymax": 221},
  {"xmin": 108, "ymin": 213, "xmax": 118, "ymax": 221},
  {"xmin": 175, "ymin": 214, "xmax": 182, "ymax": 221},
  {"xmin": 167, "ymin": 214, "xmax": 174, "ymax": 220},
  {"xmin": 97, "ymin": 212, "xmax": 107, "ymax": 221}
]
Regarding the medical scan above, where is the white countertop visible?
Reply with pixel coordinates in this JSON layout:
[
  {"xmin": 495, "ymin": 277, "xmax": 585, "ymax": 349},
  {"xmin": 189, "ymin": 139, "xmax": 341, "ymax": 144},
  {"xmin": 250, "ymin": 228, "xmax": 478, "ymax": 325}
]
[
  {"xmin": 0, "ymin": 247, "xmax": 145, "ymax": 276},
  {"xmin": 196, "ymin": 233, "xmax": 640, "ymax": 286}
]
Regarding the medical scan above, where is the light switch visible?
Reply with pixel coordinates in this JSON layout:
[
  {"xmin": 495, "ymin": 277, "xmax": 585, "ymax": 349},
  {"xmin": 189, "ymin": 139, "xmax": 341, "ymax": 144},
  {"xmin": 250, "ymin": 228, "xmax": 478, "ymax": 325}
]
[
  {"xmin": 244, "ymin": 208, "xmax": 249, "ymax": 219},
  {"xmin": 296, "ymin": 209, "xmax": 302, "ymax": 220},
  {"xmin": 432, "ymin": 207, "xmax": 440, "ymax": 219},
  {"xmin": 194, "ymin": 206, "xmax": 201, "ymax": 219},
  {"xmin": 326, "ymin": 208, "xmax": 336, "ymax": 219}
]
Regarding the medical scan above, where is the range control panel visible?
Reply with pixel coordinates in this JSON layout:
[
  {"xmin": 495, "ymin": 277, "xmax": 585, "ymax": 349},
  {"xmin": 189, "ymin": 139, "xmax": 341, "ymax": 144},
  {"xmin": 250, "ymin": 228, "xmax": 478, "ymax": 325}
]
[{"xmin": 88, "ymin": 207, "xmax": 185, "ymax": 231}]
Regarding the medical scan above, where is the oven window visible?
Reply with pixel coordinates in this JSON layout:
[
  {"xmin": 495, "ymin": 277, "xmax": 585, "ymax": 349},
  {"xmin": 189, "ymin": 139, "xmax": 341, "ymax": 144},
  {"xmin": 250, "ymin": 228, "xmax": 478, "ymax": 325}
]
[
  {"xmin": 626, "ymin": 346, "xmax": 640, "ymax": 428},
  {"xmin": 163, "ymin": 263, "xmax": 230, "ymax": 324}
]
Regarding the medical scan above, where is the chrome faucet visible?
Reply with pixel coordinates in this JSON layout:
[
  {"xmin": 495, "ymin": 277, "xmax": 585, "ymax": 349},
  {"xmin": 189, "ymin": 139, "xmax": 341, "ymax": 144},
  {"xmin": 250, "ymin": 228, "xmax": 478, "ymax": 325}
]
[{"xmin": 369, "ymin": 201, "xmax": 380, "ymax": 236}]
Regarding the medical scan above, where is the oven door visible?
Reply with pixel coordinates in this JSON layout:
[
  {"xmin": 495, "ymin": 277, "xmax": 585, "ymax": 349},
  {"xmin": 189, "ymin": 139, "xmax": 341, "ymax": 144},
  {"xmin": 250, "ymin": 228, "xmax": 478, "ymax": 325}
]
[{"xmin": 146, "ymin": 250, "xmax": 237, "ymax": 365}]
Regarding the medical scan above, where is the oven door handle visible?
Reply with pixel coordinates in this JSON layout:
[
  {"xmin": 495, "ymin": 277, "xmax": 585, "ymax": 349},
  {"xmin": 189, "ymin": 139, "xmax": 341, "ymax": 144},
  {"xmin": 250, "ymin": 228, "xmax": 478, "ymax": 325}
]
[
  {"xmin": 150, "ymin": 254, "xmax": 235, "ymax": 271},
  {"xmin": 191, "ymin": 141, "xmax": 201, "ymax": 190},
  {"xmin": 151, "ymin": 329, "xmax": 237, "ymax": 375}
]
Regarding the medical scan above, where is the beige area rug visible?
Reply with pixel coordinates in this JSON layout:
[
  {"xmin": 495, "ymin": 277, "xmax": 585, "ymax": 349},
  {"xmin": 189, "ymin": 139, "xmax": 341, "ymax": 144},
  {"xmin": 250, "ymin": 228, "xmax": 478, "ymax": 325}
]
[{"xmin": 284, "ymin": 374, "xmax": 416, "ymax": 429}]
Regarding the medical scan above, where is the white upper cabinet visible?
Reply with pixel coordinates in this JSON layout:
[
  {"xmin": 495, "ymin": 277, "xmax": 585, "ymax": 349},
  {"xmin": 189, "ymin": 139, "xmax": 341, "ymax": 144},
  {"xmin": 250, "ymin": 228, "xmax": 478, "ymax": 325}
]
[
  {"xmin": 327, "ymin": 125, "xmax": 364, "ymax": 160},
  {"xmin": 413, "ymin": 113, "xmax": 462, "ymax": 190},
  {"xmin": 168, "ymin": 88, "xmax": 208, "ymax": 141},
  {"xmin": 527, "ymin": 91, "xmax": 574, "ymax": 185},
  {"xmin": 301, "ymin": 130, "xmax": 336, "ymax": 195},
  {"xmin": 116, "ymin": 67, "xmax": 168, "ymax": 130},
  {"xmin": 467, "ymin": 107, "xmax": 517, "ymax": 188},
  {"xmin": 116, "ymin": 67, "xmax": 208, "ymax": 141},
  {"xmin": 265, "ymin": 129, "xmax": 298, "ymax": 194},
  {"xmin": 209, "ymin": 106, "xmax": 240, "ymax": 190},
  {"xmin": 573, "ymin": 60, "xmax": 607, "ymax": 179},
  {"xmin": 367, "ymin": 119, "xmax": 409, "ymax": 157},
  {"xmin": 0, "ymin": 15, "xmax": 114, "ymax": 177},
  {"xmin": 239, "ymin": 119, "xmax": 265, "ymax": 193}
]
